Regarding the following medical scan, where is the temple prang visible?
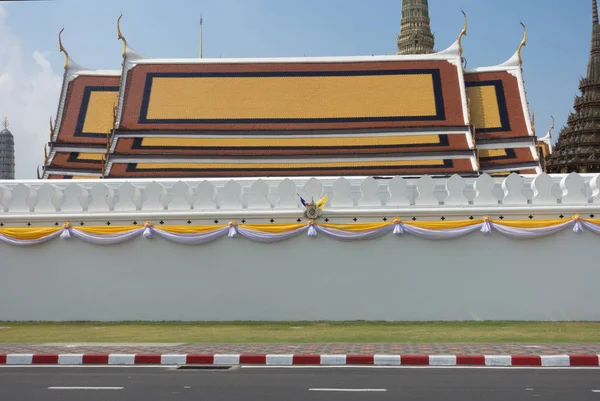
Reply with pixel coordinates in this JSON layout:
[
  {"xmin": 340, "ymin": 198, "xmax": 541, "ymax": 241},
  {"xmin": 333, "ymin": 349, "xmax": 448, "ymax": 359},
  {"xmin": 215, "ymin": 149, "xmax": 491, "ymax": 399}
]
[
  {"xmin": 547, "ymin": 0, "xmax": 600, "ymax": 173},
  {"xmin": 397, "ymin": 0, "xmax": 435, "ymax": 55}
]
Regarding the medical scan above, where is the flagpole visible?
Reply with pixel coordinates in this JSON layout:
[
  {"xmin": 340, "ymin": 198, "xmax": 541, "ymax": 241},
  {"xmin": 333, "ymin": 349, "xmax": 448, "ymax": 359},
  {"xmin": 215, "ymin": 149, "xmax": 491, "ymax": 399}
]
[{"xmin": 200, "ymin": 14, "xmax": 203, "ymax": 58}]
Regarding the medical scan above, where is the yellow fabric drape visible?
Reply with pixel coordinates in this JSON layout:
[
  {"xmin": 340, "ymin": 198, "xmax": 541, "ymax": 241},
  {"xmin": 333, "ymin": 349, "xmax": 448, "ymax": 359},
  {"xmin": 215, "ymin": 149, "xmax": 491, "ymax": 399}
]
[
  {"xmin": 494, "ymin": 219, "xmax": 568, "ymax": 229},
  {"xmin": 0, "ymin": 227, "xmax": 61, "ymax": 240},
  {"xmin": 319, "ymin": 222, "xmax": 390, "ymax": 232},
  {"xmin": 406, "ymin": 220, "xmax": 481, "ymax": 230},
  {"xmin": 160, "ymin": 225, "xmax": 227, "ymax": 234},
  {"xmin": 238, "ymin": 224, "xmax": 306, "ymax": 233},
  {"xmin": 77, "ymin": 226, "xmax": 141, "ymax": 235}
]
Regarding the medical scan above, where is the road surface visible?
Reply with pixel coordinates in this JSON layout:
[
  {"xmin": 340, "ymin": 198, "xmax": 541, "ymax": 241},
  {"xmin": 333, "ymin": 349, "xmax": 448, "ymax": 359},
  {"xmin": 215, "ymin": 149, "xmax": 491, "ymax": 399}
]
[{"xmin": 1, "ymin": 365, "xmax": 599, "ymax": 400}]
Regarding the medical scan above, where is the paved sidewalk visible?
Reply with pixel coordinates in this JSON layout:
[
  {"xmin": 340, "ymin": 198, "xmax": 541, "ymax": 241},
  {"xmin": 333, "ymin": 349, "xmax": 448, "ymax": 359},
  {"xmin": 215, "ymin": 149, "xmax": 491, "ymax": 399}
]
[{"xmin": 1, "ymin": 343, "xmax": 599, "ymax": 355}]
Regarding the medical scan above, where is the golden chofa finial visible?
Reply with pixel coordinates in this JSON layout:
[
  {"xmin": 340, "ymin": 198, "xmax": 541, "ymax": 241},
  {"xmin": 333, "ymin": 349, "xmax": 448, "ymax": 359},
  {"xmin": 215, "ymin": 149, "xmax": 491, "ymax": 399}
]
[
  {"xmin": 517, "ymin": 21, "xmax": 527, "ymax": 65},
  {"xmin": 531, "ymin": 110, "xmax": 536, "ymax": 135},
  {"xmin": 49, "ymin": 116, "xmax": 55, "ymax": 141},
  {"xmin": 58, "ymin": 27, "xmax": 69, "ymax": 69},
  {"xmin": 43, "ymin": 145, "xmax": 49, "ymax": 165},
  {"xmin": 117, "ymin": 13, "xmax": 128, "ymax": 57},
  {"xmin": 458, "ymin": 10, "xmax": 468, "ymax": 57},
  {"xmin": 112, "ymin": 105, "xmax": 118, "ymax": 128}
]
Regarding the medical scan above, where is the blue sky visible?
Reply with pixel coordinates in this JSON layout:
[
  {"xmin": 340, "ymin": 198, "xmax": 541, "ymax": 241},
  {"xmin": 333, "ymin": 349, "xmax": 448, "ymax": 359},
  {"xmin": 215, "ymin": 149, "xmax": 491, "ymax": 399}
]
[{"xmin": 0, "ymin": 0, "xmax": 594, "ymax": 178}]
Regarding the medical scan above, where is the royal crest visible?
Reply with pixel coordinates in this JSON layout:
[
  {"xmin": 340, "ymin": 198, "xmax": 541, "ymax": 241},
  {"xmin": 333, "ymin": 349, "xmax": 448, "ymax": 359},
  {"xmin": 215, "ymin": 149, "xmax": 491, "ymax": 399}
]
[
  {"xmin": 297, "ymin": 194, "xmax": 329, "ymax": 220},
  {"xmin": 304, "ymin": 199, "xmax": 322, "ymax": 219}
]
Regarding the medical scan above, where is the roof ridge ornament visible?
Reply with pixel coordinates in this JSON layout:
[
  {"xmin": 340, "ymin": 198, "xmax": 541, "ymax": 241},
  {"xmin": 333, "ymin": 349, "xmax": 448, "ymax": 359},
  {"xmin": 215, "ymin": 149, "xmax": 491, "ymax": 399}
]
[
  {"xmin": 1, "ymin": 117, "xmax": 8, "ymax": 130},
  {"xmin": 58, "ymin": 27, "xmax": 69, "ymax": 69},
  {"xmin": 117, "ymin": 13, "xmax": 128, "ymax": 57},
  {"xmin": 517, "ymin": 21, "xmax": 527, "ymax": 66},
  {"xmin": 457, "ymin": 10, "xmax": 468, "ymax": 57},
  {"xmin": 49, "ymin": 116, "xmax": 54, "ymax": 141}
]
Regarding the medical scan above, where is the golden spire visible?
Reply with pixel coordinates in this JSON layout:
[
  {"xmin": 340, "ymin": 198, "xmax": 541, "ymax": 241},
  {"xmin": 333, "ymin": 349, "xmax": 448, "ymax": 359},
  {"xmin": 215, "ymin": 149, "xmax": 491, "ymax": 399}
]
[
  {"xmin": 1, "ymin": 117, "xmax": 8, "ymax": 130},
  {"xmin": 58, "ymin": 27, "xmax": 69, "ymax": 69},
  {"xmin": 517, "ymin": 21, "xmax": 527, "ymax": 65},
  {"xmin": 457, "ymin": 10, "xmax": 468, "ymax": 57},
  {"xmin": 117, "ymin": 13, "xmax": 128, "ymax": 57},
  {"xmin": 49, "ymin": 116, "xmax": 55, "ymax": 141}
]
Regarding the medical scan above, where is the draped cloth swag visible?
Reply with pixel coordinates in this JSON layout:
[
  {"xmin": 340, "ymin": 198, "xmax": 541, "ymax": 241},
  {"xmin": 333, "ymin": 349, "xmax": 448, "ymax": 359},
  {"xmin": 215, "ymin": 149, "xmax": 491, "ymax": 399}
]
[{"xmin": 0, "ymin": 215, "xmax": 596, "ymax": 246}]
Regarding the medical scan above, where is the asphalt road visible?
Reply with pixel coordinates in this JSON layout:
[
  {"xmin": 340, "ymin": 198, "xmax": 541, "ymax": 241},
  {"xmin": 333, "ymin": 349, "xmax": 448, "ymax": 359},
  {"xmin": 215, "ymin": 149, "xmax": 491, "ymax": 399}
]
[{"xmin": 1, "ymin": 366, "xmax": 599, "ymax": 400}]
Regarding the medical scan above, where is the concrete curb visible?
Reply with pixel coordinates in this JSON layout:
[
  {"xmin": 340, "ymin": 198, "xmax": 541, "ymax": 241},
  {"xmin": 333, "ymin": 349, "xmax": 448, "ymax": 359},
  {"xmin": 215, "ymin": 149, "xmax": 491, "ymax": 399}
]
[{"xmin": 0, "ymin": 354, "xmax": 599, "ymax": 367}]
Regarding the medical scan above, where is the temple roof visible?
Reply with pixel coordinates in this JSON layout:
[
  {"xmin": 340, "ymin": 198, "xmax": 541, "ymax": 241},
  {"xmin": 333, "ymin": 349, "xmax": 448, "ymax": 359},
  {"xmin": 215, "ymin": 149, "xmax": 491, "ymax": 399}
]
[
  {"xmin": 52, "ymin": 70, "xmax": 121, "ymax": 145},
  {"xmin": 41, "ymin": 13, "xmax": 545, "ymax": 178},
  {"xmin": 43, "ymin": 47, "xmax": 120, "ymax": 177},
  {"xmin": 462, "ymin": 43, "xmax": 540, "ymax": 173},
  {"xmin": 115, "ymin": 41, "xmax": 470, "ymax": 133}
]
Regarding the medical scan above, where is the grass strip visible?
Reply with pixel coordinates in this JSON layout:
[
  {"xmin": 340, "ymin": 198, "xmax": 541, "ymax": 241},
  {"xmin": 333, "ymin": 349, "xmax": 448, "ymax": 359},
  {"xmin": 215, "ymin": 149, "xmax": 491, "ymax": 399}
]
[{"xmin": 0, "ymin": 321, "xmax": 599, "ymax": 343}]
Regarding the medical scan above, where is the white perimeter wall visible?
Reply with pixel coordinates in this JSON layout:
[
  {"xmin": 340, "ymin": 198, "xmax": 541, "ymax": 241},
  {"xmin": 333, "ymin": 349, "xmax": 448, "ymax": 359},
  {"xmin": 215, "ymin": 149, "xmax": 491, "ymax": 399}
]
[{"xmin": 0, "ymin": 231, "xmax": 597, "ymax": 321}]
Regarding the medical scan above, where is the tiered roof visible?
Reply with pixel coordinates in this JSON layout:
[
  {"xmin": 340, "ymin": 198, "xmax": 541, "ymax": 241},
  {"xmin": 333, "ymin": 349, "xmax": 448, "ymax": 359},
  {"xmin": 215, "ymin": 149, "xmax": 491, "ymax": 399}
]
[
  {"xmin": 464, "ymin": 31, "xmax": 540, "ymax": 175},
  {"xmin": 42, "ymin": 11, "xmax": 543, "ymax": 179}
]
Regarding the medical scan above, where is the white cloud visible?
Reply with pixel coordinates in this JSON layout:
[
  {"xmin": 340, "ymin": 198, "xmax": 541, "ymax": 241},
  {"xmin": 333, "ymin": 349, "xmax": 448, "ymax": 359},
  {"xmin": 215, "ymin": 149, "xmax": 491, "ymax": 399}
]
[{"xmin": 0, "ymin": 6, "xmax": 62, "ymax": 179}]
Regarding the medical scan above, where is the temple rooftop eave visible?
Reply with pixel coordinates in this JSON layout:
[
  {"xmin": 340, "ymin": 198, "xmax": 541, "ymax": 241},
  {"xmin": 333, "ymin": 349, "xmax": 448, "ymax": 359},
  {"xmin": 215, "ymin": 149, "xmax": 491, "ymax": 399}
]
[
  {"xmin": 42, "ymin": 168, "xmax": 101, "ymax": 179},
  {"xmin": 107, "ymin": 152, "xmax": 476, "ymax": 164},
  {"xmin": 464, "ymin": 51, "xmax": 522, "ymax": 73},
  {"xmin": 112, "ymin": 126, "xmax": 472, "ymax": 138},
  {"xmin": 480, "ymin": 162, "xmax": 542, "ymax": 173},
  {"xmin": 51, "ymin": 145, "xmax": 108, "ymax": 152},
  {"xmin": 67, "ymin": 69, "xmax": 121, "ymax": 77},
  {"xmin": 125, "ymin": 40, "xmax": 464, "ymax": 66},
  {"xmin": 476, "ymin": 136, "xmax": 537, "ymax": 147}
]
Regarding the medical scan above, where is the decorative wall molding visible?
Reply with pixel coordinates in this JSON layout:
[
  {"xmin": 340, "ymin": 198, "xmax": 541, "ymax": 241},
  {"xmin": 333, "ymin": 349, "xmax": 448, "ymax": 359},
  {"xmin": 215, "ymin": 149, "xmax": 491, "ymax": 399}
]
[{"xmin": 0, "ymin": 173, "xmax": 599, "ymax": 224}]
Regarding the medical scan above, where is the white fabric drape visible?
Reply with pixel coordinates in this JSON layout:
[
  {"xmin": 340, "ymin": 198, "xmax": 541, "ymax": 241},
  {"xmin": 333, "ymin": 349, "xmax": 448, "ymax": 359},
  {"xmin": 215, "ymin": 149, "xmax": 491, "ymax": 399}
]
[
  {"xmin": 149, "ymin": 227, "xmax": 230, "ymax": 245},
  {"xmin": 582, "ymin": 220, "xmax": 600, "ymax": 234},
  {"xmin": 402, "ymin": 223, "xmax": 483, "ymax": 240},
  {"xmin": 315, "ymin": 225, "xmax": 394, "ymax": 241},
  {"xmin": 0, "ymin": 230, "xmax": 62, "ymax": 246},
  {"xmin": 236, "ymin": 226, "xmax": 308, "ymax": 243},
  {"xmin": 67, "ymin": 228, "xmax": 145, "ymax": 245},
  {"xmin": 488, "ymin": 220, "xmax": 574, "ymax": 239}
]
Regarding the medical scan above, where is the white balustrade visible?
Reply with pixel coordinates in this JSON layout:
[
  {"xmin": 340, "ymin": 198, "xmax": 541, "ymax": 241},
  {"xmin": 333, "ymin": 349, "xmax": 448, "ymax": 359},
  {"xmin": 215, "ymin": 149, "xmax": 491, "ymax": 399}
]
[
  {"xmin": 445, "ymin": 174, "xmax": 468, "ymax": 206},
  {"xmin": 591, "ymin": 174, "xmax": 600, "ymax": 205},
  {"xmin": 248, "ymin": 179, "xmax": 271, "ymax": 209},
  {"xmin": 331, "ymin": 178, "xmax": 353, "ymax": 207},
  {"xmin": 531, "ymin": 173, "xmax": 557, "ymax": 205},
  {"xmin": 414, "ymin": 176, "xmax": 438, "ymax": 206},
  {"xmin": 560, "ymin": 173, "xmax": 588, "ymax": 205},
  {"xmin": 473, "ymin": 174, "xmax": 498, "ymax": 206},
  {"xmin": 220, "ymin": 180, "xmax": 243, "ymax": 210},
  {"xmin": 502, "ymin": 174, "xmax": 528, "ymax": 206},
  {"xmin": 358, "ymin": 177, "xmax": 381, "ymax": 207},
  {"xmin": 0, "ymin": 173, "xmax": 599, "ymax": 219}
]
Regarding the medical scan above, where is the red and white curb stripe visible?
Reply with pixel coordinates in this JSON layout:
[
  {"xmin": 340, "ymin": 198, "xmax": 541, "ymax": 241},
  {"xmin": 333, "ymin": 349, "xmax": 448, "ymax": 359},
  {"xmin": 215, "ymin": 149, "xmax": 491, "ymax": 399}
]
[{"xmin": 0, "ymin": 354, "xmax": 599, "ymax": 367}]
